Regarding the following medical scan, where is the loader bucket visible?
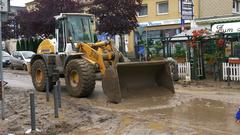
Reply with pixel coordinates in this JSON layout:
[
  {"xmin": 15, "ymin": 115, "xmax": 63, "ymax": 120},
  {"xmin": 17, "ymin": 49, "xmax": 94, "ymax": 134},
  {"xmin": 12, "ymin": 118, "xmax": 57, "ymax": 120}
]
[{"xmin": 102, "ymin": 61, "xmax": 175, "ymax": 103}]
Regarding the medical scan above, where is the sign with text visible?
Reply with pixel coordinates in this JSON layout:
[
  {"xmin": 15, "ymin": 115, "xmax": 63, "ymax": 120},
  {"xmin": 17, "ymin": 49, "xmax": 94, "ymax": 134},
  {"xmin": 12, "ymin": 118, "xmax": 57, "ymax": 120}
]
[
  {"xmin": 212, "ymin": 22, "xmax": 240, "ymax": 33},
  {"xmin": 0, "ymin": 0, "xmax": 9, "ymax": 12},
  {"xmin": 181, "ymin": 0, "xmax": 194, "ymax": 20}
]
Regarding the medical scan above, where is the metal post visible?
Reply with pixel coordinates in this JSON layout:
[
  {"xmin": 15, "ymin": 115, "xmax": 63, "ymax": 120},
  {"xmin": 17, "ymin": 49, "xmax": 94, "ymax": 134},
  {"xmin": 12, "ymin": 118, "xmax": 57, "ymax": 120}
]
[
  {"xmin": 227, "ymin": 67, "xmax": 231, "ymax": 86},
  {"xmin": 163, "ymin": 41, "xmax": 166, "ymax": 58},
  {"xmin": 214, "ymin": 63, "xmax": 217, "ymax": 81},
  {"xmin": 46, "ymin": 79, "xmax": 49, "ymax": 102},
  {"xmin": 0, "ymin": 12, "xmax": 5, "ymax": 120},
  {"xmin": 30, "ymin": 93, "xmax": 36, "ymax": 131},
  {"xmin": 53, "ymin": 85, "xmax": 59, "ymax": 118},
  {"xmin": 57, "ymin": 80, "xmax": 61, "ymax": 108}
]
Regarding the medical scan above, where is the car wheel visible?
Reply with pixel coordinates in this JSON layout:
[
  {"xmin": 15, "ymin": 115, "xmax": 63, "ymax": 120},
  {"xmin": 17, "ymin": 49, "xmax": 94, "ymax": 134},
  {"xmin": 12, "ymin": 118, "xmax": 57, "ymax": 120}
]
[
  {"xmin": 10, "ymin": 64, "xmax": 14, "ymax": 70},
  {"xmin": 23, "ymin": 64, "xmax": 28, "ymax": 71}
]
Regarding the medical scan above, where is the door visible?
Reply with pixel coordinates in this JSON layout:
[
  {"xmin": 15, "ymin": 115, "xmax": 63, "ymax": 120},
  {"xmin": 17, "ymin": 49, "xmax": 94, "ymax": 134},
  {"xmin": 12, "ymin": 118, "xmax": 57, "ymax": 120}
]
[
  {"xmin": 11, "ymin": 52, "xmax": 18, "ymax": 68},
  {"xmin": 15, "ymin": 52, "xmax": 24, "ymax": 68}
]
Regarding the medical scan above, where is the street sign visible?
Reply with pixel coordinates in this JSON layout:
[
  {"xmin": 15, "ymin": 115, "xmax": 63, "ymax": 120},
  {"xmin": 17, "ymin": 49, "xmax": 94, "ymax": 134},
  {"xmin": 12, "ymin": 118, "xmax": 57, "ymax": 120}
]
[
  {"xmin": 181, "ymin": 0, "xmax": 194, "ymax": 21},
  {"xmin": 182, "ymin": 15, "xmax": 193, "ymax": 20},
  {"xmin": 0, "ymin": 0, "xmax": 9, "ymax": 12}
]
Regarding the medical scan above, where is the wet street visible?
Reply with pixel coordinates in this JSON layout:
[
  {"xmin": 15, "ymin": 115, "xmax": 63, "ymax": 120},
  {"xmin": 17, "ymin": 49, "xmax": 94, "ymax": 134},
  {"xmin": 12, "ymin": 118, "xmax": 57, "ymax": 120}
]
[{"xmin": 1, "ymin": 69, "xmax": 240, "ymax": 134}]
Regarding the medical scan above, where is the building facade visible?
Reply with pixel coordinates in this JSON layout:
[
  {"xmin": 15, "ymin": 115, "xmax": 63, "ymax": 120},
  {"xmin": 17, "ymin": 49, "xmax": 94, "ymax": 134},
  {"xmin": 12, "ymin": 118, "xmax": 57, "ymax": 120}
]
[
  {"xmin": 198, "ymin": 0, "xmax": 232, "ymax": 18},
  {"xmin": 125, "ymin": 0, "xmax": 199, "ymax": 57},
  {"xmin": 195, "ymin": 0, "xmax": 240, "ymax": 29},
  {"xmin": 125, "ymin": 0, "xmax": 240, "ymax": 57}
]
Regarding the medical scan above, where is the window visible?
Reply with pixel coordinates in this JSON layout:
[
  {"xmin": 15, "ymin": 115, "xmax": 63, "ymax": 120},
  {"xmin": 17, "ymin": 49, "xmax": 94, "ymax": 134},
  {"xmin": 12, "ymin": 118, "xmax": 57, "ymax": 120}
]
[
  {"xmin": 233, "ymin": 0, "xmax": 240, "ymax": 13},
  {"xmin": 157, "ymin": 1, "xmax": 168, "ymax": 15},
  {"xmin": 138, "ymin": 5, "xmax": 148, "ymax": 17},
  {"xmin": 2, "ymin": 51, "xmax": 10, "ymax": 57},
  {"xmin": 67, "ymin": 15, "xmax": 94, "ymax": 43}
]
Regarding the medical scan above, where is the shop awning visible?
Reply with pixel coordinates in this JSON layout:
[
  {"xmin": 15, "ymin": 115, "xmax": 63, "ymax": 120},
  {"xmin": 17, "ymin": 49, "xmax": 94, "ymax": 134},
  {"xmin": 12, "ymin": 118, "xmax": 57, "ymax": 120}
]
[{"xmin": 196, "ymin": 14, "xmax": 240, "ymax": 24}]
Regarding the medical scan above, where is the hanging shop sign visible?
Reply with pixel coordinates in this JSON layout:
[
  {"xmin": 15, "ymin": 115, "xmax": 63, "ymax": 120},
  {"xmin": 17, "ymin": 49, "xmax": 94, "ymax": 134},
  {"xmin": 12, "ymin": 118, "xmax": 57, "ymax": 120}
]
[{"xmin": 212, "ymin": 22, "xmax": 240, "ymax": 33}]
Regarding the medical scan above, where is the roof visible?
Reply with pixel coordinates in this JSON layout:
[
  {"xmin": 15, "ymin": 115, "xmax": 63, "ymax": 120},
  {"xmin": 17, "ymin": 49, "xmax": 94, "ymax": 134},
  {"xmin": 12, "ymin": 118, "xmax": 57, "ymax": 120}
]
[{"xmin": 55, "ymin": 13, "xmax": 93, "ymax": 20}]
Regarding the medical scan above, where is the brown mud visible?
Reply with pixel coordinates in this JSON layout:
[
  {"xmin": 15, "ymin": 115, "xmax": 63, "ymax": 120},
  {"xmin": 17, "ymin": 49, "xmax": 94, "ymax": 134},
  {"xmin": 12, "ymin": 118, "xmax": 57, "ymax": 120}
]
[{"xmin": 1, "ymin": 69, "xmax": 240, "ymax": 134}]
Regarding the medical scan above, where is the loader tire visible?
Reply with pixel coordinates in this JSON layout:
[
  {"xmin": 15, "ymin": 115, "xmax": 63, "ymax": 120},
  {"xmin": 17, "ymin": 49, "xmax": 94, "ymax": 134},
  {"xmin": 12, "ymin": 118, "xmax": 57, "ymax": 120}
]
[
  {"xmin": 31, "ymin": 59, "xmax": 53, "ymax": 92},
  {"xmin": 65, "ymin": 59, "xmax": 95, "ymax": 97}
]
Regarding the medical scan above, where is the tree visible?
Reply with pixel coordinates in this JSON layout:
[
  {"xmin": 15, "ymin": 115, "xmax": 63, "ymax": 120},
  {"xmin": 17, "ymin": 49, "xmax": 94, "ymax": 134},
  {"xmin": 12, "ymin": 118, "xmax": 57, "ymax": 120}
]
[
  {"xmin": 2, "ymin": 13, "xmax": 20, "ymax": 40},
  {"xmin": 90, "ymin": 0, "xmax": 142, "ymax": 52},
  {"xmin": 16, "ymin": 0, "xmax": 83, "ymax": 37}
]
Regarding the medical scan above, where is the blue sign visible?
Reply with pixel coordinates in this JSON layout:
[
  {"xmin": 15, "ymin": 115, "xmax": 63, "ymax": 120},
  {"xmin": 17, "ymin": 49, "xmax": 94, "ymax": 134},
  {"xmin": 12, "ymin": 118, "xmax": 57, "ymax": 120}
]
[{"xmin": 181, "ymin": 0, "xmax": 194, "ymax": 20}]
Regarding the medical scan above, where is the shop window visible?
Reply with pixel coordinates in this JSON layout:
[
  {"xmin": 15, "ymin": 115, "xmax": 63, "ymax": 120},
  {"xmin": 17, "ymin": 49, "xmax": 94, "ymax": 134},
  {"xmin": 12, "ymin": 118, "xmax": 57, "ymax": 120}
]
[
  {"xmin": 157, "ymin": 1, "xmax": 168, "ymax": 15},
  {"xmin": 233, "ymin": 0, "xmax": 240, "ymax": 13},
  {"xmin": 138, "ymin": 5, "xmax": 148, "ymax": 17},
  {"xmin": 142, "ymin": 30, "xmax": 162, "ymax": 40}
]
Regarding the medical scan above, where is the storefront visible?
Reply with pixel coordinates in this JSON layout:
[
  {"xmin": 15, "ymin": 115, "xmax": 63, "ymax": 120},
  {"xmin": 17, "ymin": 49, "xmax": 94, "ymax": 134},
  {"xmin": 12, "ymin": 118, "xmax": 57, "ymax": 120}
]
[
  {"xmin": 132, "ymin": 19, "xmax": 191, "ymax": 59},
  {"xmin": 211, "ymin": 21, "xmax": 240, "ymax": 58}
]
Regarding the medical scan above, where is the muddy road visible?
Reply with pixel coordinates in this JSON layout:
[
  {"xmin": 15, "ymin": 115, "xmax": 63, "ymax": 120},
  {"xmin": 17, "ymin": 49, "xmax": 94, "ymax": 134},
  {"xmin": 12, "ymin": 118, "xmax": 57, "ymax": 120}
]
[{"xmin": 1, "ymin": 69, "xmax": 240, "ymax": 135}]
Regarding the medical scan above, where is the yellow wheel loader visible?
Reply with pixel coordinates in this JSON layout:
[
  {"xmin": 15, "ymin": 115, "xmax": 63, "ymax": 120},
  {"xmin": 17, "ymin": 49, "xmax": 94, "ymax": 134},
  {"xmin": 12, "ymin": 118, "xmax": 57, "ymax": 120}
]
[{"xmin": 30, "ymin": 13, "xmax": 174, "ymax": 103}]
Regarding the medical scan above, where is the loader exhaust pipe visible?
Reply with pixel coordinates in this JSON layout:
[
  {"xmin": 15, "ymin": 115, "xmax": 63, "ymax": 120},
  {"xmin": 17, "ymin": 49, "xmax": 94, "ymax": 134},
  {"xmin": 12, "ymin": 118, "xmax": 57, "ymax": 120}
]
[{"xmin": 102, "ymin": 61, "xmax": 175, "ymax": 103}]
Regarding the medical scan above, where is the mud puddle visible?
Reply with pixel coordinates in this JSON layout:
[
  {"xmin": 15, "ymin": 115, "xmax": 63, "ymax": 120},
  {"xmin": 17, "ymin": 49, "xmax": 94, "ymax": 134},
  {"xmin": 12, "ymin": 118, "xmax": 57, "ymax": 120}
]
[
  {"xmin": 142, "ymin": 98, "xmax": 240, "ymax": 134},
  {"xmin": 62, "ymin": 81, "xmax": 195, "ymax": 113}
]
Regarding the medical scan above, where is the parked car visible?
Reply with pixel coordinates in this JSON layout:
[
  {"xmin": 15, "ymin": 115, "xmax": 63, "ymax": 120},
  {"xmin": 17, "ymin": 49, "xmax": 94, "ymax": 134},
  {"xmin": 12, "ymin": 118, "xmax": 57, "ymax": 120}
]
[
  {"xmin": 2, "ymin": 51, "xmax": 11, "ymax": 67},
  {"xmin": 10, "ymin": 51, "xmax": 35, "ymax": 71}
]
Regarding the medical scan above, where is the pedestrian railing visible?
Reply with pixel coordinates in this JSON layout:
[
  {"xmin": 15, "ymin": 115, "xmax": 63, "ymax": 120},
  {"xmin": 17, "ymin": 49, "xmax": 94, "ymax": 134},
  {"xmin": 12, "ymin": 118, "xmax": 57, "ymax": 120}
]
[
  {"xmin": 222, "ymin": 63, "xmax": 240, "ymax": 81},
  {"xmin": 178, "ymin": 62, "xmax": 191, "ymax": 80}
]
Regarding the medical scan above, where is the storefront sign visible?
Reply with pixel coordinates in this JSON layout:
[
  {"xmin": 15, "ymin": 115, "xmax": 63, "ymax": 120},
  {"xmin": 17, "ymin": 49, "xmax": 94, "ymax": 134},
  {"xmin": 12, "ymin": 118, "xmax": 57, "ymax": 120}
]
[
  {"xmin": 212, "ymin": 22, "xmax": 240, "ymax": 33},
  {"xmin": 139, "ymin": 19, "xmax": 191, "ymax": 27}
]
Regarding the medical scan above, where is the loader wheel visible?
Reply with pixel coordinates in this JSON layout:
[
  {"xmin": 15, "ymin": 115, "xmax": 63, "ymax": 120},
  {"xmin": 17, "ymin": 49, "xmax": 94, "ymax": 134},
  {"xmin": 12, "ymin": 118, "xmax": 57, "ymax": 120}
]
[
  {"xmin": 65, "ymin": 59, "xmax": 96, "ymax": 97},
  {"xmin": 31, "ymin": 59, "xmax": 53, "ymax": 92}
]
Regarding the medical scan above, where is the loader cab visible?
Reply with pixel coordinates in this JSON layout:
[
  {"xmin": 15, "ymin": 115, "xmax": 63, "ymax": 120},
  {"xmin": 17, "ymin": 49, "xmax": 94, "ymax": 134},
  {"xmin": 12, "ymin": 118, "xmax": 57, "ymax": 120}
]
[{"xmin": 55, "ymin": 13, "xmax": 95, "ymax": 53}]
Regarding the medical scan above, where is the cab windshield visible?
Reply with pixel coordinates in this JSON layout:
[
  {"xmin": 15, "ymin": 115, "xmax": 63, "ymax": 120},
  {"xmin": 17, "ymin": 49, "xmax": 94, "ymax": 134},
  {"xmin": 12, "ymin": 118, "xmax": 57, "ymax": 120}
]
[{"xmin": 67, "ymin": 15, "xmax": 94, "ymax": 43}]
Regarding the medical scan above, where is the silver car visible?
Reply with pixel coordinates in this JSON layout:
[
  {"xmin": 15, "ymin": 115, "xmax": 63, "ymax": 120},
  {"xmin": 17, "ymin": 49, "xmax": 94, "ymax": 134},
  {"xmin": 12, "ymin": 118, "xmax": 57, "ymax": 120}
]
[
  {"xmin": 2, "ymin": 51, "xmax": 11, "ymax": 67},
  {"xmin": 10, "ymin": 51, "xmax": 35, "ymax": 71}
]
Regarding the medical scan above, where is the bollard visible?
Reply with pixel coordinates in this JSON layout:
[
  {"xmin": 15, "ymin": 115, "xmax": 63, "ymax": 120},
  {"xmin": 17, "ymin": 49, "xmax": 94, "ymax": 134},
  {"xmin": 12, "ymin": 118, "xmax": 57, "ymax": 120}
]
[
  {"xmin": 46, "ymin": 80, "xmax": 50, "ymax": 102},
  {"xmin": 57, "ymin": 80, "xmax": 61, "ymax": 108},
  {"xmin": 53, "ymin": 85, "xmax": 59, "ymax": 118},
  {"xmin": 30, "ymin": 93, "xmax": 36, "ymax": 131},
  {"xmin": 227, "ymin": 67, "xmax": 231, "ymax": 86},
  {"xmin": 214, "ymin": 64, "xmax": 217, "ymax": 81},
  {"xmin": 1, "ymin": 81, "xmax": 4, "ymax": 120}
]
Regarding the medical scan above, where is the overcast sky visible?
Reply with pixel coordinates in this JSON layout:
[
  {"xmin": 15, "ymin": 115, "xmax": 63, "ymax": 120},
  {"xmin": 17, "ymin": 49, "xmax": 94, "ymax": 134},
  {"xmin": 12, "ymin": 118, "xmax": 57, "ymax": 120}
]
[{"xmin": 11, "ymin": 0, "xmax": 34, "ymax": 7}]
